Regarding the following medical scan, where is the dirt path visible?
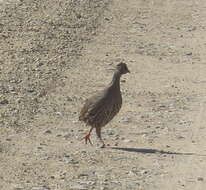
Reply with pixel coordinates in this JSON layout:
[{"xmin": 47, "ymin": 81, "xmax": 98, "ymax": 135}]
[{"xmin": 1, "ymin": 0, "xmax": 206, "ymax": 189}]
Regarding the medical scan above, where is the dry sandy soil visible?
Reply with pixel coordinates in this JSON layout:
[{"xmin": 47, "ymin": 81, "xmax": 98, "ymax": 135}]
[{"xmin": 1, "ymin": 0, "xmax": 206, "ymax": 189}]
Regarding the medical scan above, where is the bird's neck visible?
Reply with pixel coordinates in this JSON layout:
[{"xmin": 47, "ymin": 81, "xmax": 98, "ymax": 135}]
[{"xmin": 110, "ymin": 70, "xmax": 121, "ymax": 89}]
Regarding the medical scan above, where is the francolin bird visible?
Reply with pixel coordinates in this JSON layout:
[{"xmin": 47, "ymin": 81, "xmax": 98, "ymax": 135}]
[{"xmin": 79, "ymin": 62, "xmax": 130, "ymax": 148}]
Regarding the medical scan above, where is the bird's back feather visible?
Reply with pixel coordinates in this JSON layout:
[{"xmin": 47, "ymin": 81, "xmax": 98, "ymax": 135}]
[{"xmin": 79, "ymin": 86, "xmax": 122, "ymax": 128}]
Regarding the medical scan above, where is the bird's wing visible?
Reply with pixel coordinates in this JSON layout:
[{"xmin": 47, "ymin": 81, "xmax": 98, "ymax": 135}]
[{"xmin": 79, "ymin": 90, "xmax": 108, "ymax": 121}]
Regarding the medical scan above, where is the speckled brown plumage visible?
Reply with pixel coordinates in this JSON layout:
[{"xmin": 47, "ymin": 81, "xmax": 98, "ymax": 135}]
[{"xmin": 79, "ymin": 62, "xmax": 130, "ymax": 147}]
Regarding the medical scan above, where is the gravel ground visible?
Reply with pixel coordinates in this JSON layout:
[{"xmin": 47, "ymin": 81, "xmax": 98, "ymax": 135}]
[
  {"xmin": 0, "ymin": 0, "xmax": 109, "ymax": 129},
  {"xmin": 2, "ymin": 0, "xmax": 206, "ymax": 190}
]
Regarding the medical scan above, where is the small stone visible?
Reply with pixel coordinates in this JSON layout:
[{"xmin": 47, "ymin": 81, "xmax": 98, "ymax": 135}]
[
  {"xmin": 44, "ymin": 130, "xmax": 52, "ymax": 134},
  {"xmin": 64, "ymin": 134, "xmax": 71, "ymax": 139},
  {"xmin": 76, "ymin": 14, "xmax": 81, "ymax": 19},
  {"xmin": 122, "ymin": 117, "xmax": 132, "ymax": 123},
  {"xmin": 186, "ymin": 52, "xmax": 192, "ymax": 56},
  {"xmin": 0, "ymin": 99, "xmax": 9, "ymax": 105},
  {"xmin": 107, "ymin": 130, "xmax": 115, "ymax": 135},
  {"xmin": 56, "ymin": 112, "xmax": 62, "ymax": 116},
  {"xmin": 64, "ymin": 154, "xmax": 70, "ymax": 158},
  {"xmin": 123, "ymin": 139, "xmax": 132, "ymax": 143},
  {"xmin": 159, "ymin": 104, "xmax": 166, "ymax": 108},
  {"xmin": 63, "ymin": 155, "xmax": 78, "ymax": 164},
  {"xmin": 16, "ymin": 98, "xmax": 21, "ymax": 103},
  {"xmin": 78, "ymin": 170, "xmax": 95, "ymax": 177},
  {"xmin": 31, "ymin": 186, "xmax": 50, "ymax": 190},
  {"xmin": 141, "ymin": 170, "xmax": 148, "ymax": 175},
  {"xmin": 177, "ymin": 135, "xmax": 184, "ymax": 139},
  {"xmin": 14, "ymin": 188, "xmax": 24, "ymax": 190},
  {"xmin": 197, "ymin": 177, "xmax": 204, "ymax": 181},
  {"xmin": 67, "ymin": 96, "xmax": 73, "ymax": 101},
  {"xmin": 27, "ymin": 89, "xmax": 34, "ymax": 93},
  {"xmin": 66, "ymin": 181, "xmax": 88, "ymax": 190}
]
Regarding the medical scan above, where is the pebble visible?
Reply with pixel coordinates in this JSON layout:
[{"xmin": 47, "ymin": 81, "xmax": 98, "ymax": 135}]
[
  {"xmin": 104, "ymin": 17, "xmax": 110, "ymax": 21},
  {"xmin": 106, "ymin": 130, "xmax": 115, "ymax": 136},
  {"xmin": 100, "ymin": 187, "xmax": 108, "ymax": 190},
  {"xmin": 27, "ymin": 89, "xmax": 35, "ymax": 93},
  {"xmin": 177, "ymin": 135, "xmax": 185, "ymax": 139},
  {"xmin": 123, "ymin": 139, "xmax": 132, "ymax": 143},
  {"xmin": 76, "ymin": 14, "xmax": 82, "ymax": 19},
  {"xmin": 114, "ymin": 142, "xmax": 118, "ymax": 146},
  {"xmin": 67, "ymin": 96, "xmax": 73, "ymax": 101},
  {"xmin": 63, "ymin": 156, "xmax": 79, "ymax": 164},
  {"xmin": 72, "ymin": 120, "xmax": 79, "ymax": 124},
  {"xmin": 78, "ymin": 170, "xmax": 95, "ymax": 177},
  {"xmin": 186, "ymin": 52, "xmax": 192, "ymax": 56},
  {"xmin": 13, "ymin": 187, "xmax": 24, "ymax": 190},
  {"xmin": 140, "ymin": 169, "xmax": 148, "ymax": 175},
  {"xmin": 122, "ymin": 117, "xmax": 132, "ymax": 123},
  {"xmin": 66, "ymin": 181, "xmax": 88, "ymax": 190},
  {"xmin": 197, "ymin": 177, "xmax": 204, "ymax": 181},
  {"xmin": 64, "ymin": 133, "xmax": 71, "ymax": 139},
  {"xmin": 0, "ymin": 99, "xmax": 9, "ymax": 104},
  {"xmin": 44, "ymin": 130, "xmax": 52, "ymax": 134},
  {"xmin": 31, "ymin": 186, "xmax": 50, "ymax": 190},
  {"xmin": 56, "ymin": 112, "xmax": 62, "ymax": 116}
]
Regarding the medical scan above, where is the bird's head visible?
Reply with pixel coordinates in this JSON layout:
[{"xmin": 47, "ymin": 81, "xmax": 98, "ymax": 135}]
[{"xmin": 116, "ymin": 62, "xmax": 130, "ymax": 75}]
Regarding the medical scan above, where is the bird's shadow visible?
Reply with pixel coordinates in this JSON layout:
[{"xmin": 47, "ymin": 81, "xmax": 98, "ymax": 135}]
[{"xmin": 110, "ymin": 147, "xmax": 206, "ymax": 157}]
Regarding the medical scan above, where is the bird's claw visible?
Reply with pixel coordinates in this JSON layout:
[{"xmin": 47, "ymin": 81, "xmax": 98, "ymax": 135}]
[{"xmin": 82, "ymin": 133, "xmax": 93, "ymax": 145}]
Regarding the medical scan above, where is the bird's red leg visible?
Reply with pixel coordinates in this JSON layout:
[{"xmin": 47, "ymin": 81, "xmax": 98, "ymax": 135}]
[{"xmin": 82, "ymin": 127, "xmax": 93, "ymax": 145}]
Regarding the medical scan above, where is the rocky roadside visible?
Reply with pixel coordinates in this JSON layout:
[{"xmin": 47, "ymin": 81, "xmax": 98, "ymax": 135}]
[{"xmin": 0, "ymin": 0, "xmax": 109, "ymax": 130}]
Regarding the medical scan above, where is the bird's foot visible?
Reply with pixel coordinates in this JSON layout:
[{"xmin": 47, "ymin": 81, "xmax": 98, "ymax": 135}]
[{"xmin": 82, "ymin": 133, "xmax": 92, "ymax": 145}]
